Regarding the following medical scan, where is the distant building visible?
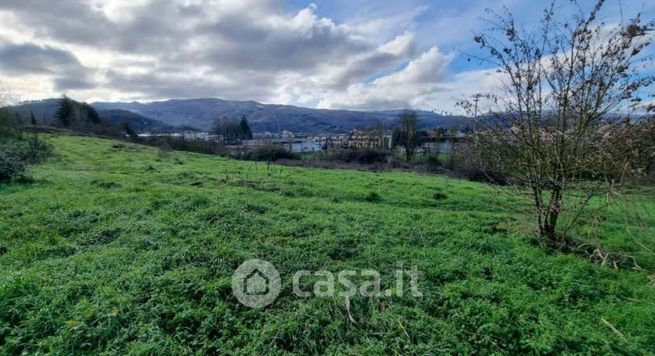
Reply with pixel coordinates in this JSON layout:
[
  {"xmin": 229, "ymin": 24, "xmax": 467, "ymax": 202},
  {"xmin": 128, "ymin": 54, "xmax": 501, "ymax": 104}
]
[
  {"xmin": 281, "ymin": 130, "xmax": 294, "ymax": 138},
  {"xmin": 243, "ymin": 137, "xmax": 323, "ymax": 153},
  {"xmin": 323, "ymin": 135, "xmax": 349, "ymax": 150},
  {"xmin": 417, "ymin": 129, "xmax": 468, "ymax": 153},
  {"xmin": 345, "ymin": 129, "xmax": 392, "ymax": 150}
]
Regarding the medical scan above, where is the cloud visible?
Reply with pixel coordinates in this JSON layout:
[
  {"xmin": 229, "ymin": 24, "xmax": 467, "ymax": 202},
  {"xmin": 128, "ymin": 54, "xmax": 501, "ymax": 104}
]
[
  {"xmin": 330, "ymin": 32, "xmax": 416, "ymax": 88},
  {"xmin": 0, "ymin": 0, "xmax": 551, "ymax": 111},
  {"xmin": 103, "ymin": 68, "xmax": 277, "ymax": 100},
  {"xmin": 0, "ymin": 0, "xmax": 114, "ymax": 46},
  {"xmin": 198, "ymin": 4, "xmax": 372, "ymax": 72},
  {"xmin": 0, "ymin": 42, "xmax": 95, "ymax": 91},
  {"xmin": 317, "ymin": 47, "xmax": 455, "ymax": 110},
  {"xmin": 0, "ymin": 43, "xmax": 80, "ymax": 75},
  {"xmin": 53, "ymin": 76, "xmax": 96, "ymax": 91},
  {"xmin": 0, "ymin": 0, "xmax": 403, "ymax": 102}
]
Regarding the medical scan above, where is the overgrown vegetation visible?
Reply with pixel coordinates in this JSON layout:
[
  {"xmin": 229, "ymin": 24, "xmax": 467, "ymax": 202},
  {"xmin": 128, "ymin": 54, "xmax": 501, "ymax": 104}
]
[
  {"xmin": 0, "ymin": 109, "xmax": 52, "ymax": 182},
  {"xmin": 328, "ymin": 148, "xmax": 390, "ymax": 165},
  {"xmin": 139, "ymin": 135, "xmax": 225, "ymax": 156},
  {"xmin": 242, "ymin": 145, "xmax": 300, "ymax": 161},
  {"xmin": 460, "ymin": 0, "xmax": 655, "ymax": 249},
  {"xmin": 0, "ymin": 145, "xmax": 27, "ymax": 181},
  {"xmin": 135, "ymin": 136, "xmax": 300, "ymax": 162},
  {"xmin": 0, "ymin": 135, "xmax": 653, "ymax": 354}
]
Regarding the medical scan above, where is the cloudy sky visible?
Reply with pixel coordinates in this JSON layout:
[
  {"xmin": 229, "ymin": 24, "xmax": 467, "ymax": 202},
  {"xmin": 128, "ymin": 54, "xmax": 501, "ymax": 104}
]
[{"xmin": 0, "ymin": 0, "xmax": 652, "ymax": 112}]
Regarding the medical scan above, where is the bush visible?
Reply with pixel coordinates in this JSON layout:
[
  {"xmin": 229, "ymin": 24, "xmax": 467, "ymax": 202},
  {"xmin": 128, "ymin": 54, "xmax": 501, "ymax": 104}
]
[
  {"xmin": 14, "ymin": 134, "xmax": 53, "ymax": 164},
  {"xmin": 330, "ymin": 149, "xmax": 390, "ymax": 164},
  {"xmin": 423, "ymin": 153, "xmax": 442, "ymax": 171},
  {"xmin": 243, "ymin": 146, "xmax": 300, "ymax": 161},
  {"xmin": 435, "ymin": 151, "xmax": 507, "ymax": 185},
  {"xmin": 0, "ymin": 145, "xmax": 28, "ymax": 182},
  {"xmin": 443, "ymin": 153, "xmax": 457, "ymax": 170},
  {"xmin": 139, "ymin": 136, "xmax": 223, "ymax": 156},
  {"xmin": 0, "ymin": 135, "xmax": 53, "ymax": 182}
]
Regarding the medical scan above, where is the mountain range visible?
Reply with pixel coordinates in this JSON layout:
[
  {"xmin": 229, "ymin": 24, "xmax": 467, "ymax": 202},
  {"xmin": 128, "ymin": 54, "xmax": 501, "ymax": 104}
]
[{"xmin": 10, "ymin": 98, "xmax": 466, "ymax": 133}]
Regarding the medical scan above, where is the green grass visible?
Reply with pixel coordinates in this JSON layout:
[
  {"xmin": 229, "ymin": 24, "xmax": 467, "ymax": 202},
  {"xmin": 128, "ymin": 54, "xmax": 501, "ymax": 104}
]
[{"xmin": 1, "ymin": 135, "xmax": 654, "ymax": 354}]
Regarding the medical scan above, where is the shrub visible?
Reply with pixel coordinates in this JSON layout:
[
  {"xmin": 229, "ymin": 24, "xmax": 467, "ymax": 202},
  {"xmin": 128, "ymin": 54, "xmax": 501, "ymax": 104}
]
[
  {"xmin": 330, "ymin": 149, "xmax": 390, "ymax": 164},
  {"xmin": 425, "ymin": 153, "xmax": 442, "ymax": 171},
  {"xmin": 443, "ymin": 153, "xmax": 457, "ymax": 170},
  {"xmin": 14, "ymin": 134, "xmax": 53, "ymax": 164},
  {"xmin": 0, "ymin": 135, "xmax": 53, "ymax": 182},
  {"xmin": 136, "ymin": 136, "xmax": 225, "ymax": 156},
  {"xmin": 0, "ymin": 145, "xmax": 28, "ymax": 182},
  {"xmin": 243, "ymin": 146, "xmax": 300, "ymax": 161}
]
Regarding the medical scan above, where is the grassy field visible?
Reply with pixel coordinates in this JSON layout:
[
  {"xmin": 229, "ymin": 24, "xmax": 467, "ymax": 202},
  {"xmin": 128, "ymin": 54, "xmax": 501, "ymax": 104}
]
[{"xmin": 1, "ymin": 135, "xmax": 654, "ymax": 354}]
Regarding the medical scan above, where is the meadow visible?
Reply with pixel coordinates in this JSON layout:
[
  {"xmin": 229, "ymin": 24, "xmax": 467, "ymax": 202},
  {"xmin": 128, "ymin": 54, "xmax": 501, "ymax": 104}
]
[{"xmin": 1, "ymin": 135, "xmax": 654, "ymax": 354}]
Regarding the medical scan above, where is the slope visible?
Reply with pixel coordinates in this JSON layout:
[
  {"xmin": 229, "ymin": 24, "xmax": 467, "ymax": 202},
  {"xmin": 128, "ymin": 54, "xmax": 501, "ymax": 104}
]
[{"xmin": 0, "ymin": 135, "xmax": 653, "ymax": 354}]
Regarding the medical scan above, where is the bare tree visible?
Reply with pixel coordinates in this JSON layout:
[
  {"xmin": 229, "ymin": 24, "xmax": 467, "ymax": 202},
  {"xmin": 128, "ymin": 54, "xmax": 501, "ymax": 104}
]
[
  {"xmin": 459, "ymin": 0, "xmax": 654, "ymax": 248},
  {"xmin": 369, "ymin": 120, "xmax": 387, "ymax": 150},
  {"xmin": 394, "ymin": 110, "xmax": 421, "ymax": 161}
]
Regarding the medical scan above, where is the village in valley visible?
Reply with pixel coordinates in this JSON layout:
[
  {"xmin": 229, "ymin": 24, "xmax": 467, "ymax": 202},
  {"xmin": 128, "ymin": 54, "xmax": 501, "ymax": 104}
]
[{"xmin": 144, "ymin": 126, "xmax": 467, "ymax": 154}]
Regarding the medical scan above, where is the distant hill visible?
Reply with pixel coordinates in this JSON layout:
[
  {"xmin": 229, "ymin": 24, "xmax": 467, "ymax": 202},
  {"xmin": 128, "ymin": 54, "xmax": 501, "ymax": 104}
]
[
  {"xmin": 10, "ymin": 98, "xmax": 467, "ymax": 133},
  {"xmin": 7, "ymin": 99, "xmax": 174, "ymax": 133},
  {"xmin": 13, "ymin": 98, "xmax": 638, "ymax": 134},
  {"xmin": 7, "ymin": 99, "xmax": 60, "ymax": 125},
  {"xmin": 96, "ymin": 109, "xmax": 174, "ymax": 133},
  {"xmin": 92, "ymin": 98, "xmax": 466, "ymax": 133}
]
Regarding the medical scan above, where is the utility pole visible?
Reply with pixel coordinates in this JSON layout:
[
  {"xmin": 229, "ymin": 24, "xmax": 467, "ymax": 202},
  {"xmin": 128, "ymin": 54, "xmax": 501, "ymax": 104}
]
[
  {"xmin": 473, "ymin": 95, "xmax": 480, "ymax": 118},
  {"xmin": 472, "ymin": 94, "xmax": 482, "ymax": 133}
]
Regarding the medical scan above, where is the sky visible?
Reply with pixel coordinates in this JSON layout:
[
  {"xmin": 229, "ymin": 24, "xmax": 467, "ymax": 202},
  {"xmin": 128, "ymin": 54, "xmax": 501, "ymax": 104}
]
[{"xmin": 0, "ymin": 0, "xmax": 652, "ymax": 113}]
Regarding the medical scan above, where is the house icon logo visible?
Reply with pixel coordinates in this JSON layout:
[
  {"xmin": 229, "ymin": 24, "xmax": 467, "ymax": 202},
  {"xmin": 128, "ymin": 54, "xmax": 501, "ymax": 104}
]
[{"xmin": 232, "ymin": 259, "xmax": 281, "ymax": 308}]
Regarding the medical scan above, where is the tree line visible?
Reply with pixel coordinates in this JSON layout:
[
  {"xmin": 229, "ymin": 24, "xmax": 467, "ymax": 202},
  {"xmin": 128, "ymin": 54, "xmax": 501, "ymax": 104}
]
[
  {"xmin": 54, "ymin": 95, "xmax": 101, "ymax": 128},
  {"xmin": 212, "ymin": 116, "xmax": 253, "ymax": 144}
]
